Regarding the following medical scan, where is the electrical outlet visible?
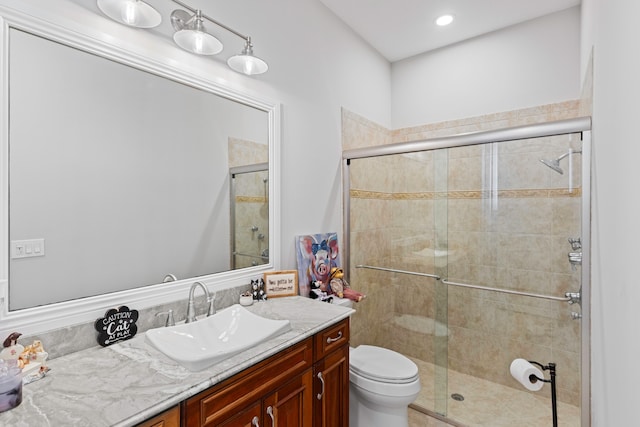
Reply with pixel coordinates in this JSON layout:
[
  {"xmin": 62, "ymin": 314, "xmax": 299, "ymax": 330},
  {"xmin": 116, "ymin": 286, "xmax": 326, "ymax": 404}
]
[{"xmin": 11, "ymin": 239, "xmax": 45, "ymax": 259}]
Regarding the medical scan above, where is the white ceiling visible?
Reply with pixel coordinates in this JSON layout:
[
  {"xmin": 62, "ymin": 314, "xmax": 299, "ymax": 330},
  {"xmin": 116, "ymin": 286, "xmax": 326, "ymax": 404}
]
[{"xmin": 318, "ymin": 0, "xmax": 581, "ymax": 62}]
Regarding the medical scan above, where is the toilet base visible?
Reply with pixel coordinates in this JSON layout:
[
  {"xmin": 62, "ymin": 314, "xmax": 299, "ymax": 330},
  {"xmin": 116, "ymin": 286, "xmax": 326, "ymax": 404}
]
[{"xmin": 349, "ymin": 388, "xmax": 411, "ymax": 427}]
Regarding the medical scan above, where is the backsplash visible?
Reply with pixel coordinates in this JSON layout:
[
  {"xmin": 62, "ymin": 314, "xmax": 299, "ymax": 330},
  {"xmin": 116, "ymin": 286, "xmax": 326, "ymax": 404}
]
[{"xmin": 16, "ymin": 284, "xmax": 251, "ymax": 360}]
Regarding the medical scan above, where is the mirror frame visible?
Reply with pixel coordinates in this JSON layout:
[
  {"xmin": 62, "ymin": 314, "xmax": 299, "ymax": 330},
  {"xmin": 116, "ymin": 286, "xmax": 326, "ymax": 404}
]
[{"xmin": 0, "ymin": 6, "xmax": 281, "ymax": 336}]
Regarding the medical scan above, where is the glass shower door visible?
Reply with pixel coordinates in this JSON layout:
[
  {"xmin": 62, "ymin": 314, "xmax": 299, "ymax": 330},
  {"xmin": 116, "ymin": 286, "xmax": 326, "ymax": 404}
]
[
  {"xmin": 440, "ymin": 133, "xmax": 584, "ymax": 426},
  {"xmin": 345, "ymin": 125, "xmax": 589, "ymax": 426}
]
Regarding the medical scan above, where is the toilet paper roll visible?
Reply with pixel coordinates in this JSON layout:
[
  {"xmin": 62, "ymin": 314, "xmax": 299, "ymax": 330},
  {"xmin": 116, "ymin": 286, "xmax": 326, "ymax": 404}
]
[{"xmin": 510, "ymin": 358, "xmax": 544, "ymax": 392}]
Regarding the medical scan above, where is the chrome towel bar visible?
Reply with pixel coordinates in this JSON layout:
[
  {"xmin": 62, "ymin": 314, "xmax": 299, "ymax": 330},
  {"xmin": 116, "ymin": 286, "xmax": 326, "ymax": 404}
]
[
  {"xmin": 355, "ymin": 265, "xmax": 441, "ymax": 280},
  {"xmin": 440, "ymin": 279, "xmax": 572, "ymax": 302},
  {"xmin": 355, "ymin": 264, "xmax": 573, "ymax": 303}
]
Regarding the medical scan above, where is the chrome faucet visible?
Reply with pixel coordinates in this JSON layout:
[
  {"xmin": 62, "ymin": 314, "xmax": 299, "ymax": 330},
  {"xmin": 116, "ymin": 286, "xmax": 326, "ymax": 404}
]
[
  {"xmin": 185, "ymin": 281, "xmax": 216, "ymax": 323},
  {"xmin": 163, "ymin": 274, "xmax": 177, "ymax": 283}
]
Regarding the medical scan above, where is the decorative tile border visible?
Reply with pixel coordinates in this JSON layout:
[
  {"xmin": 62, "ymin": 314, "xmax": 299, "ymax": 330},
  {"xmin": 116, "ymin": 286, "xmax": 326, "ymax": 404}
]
[
  {"xmin": 236, "ymin": 196, "xmax": 268, "ymax": 203},
  {"xmin": 351, "ymin": 188, "xmax": 581, "ymax": 200}
]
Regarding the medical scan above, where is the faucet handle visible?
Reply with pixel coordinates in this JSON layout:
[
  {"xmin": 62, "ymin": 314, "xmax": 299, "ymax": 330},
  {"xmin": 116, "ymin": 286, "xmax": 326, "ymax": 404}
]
[
  {"xmin": 207, "ymin": 293, "xmax": 216, "ymax": 317},
  {"xmin": 155, "ymin": 309, "xmax": 175, "ymax": 327}
]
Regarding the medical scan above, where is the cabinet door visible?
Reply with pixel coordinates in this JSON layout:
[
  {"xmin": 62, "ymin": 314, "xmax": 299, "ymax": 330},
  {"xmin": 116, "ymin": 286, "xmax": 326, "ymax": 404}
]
[
  {"xmin": 217, "ymin": 402, "xmax": 261, "ymax": 427},
  {"xmin": 263, "ymin": 369, "xmax": 313, "ymax": 427},
  {"xmin": 314, "ymin": 345, "xmax": 349, "ymax": 427},
  {"xmin": 184, "ymin": 338, "xmax": 313, "ymax": 427}
]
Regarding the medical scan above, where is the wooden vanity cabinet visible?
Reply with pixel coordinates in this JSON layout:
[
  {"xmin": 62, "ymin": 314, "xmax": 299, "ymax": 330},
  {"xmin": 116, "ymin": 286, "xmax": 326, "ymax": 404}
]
[
  {"xmin": 179, "ymin": 317, "xmax": 350, "ymax": 427},
  {"xmin": 313, "ymin": 319, "xmax": 350, "ymax": 427},
  {"xmin": 263, "ymin": 369, "xmax": 314, "ymax": 426},
  {"xmin": 135, "ymin": 406, "xmax": 180, "ymax": 427},
  {"xmin": 183, "ymin": 337, "xmax": 314, "ymax": 427}
]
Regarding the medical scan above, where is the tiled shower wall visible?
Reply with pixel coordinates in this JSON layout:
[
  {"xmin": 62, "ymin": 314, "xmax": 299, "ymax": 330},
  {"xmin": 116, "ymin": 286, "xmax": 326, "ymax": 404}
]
[{"xmin": 343, "ymin": 101, "xmax": 584, "ymax": 406}]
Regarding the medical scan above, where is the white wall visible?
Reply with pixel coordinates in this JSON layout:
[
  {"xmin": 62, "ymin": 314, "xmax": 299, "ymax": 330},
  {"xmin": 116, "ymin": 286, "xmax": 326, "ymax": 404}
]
[
  {"xmin": 581, "ymin": 0, "xmax": 640, "ymax": 425},
  {"xmin": 0, "ymin": 0, "xmax": 390, "ymax": 281},
  {"xmin": 391, "ymin": 6, "xmax": 581, "ymax": 128}
]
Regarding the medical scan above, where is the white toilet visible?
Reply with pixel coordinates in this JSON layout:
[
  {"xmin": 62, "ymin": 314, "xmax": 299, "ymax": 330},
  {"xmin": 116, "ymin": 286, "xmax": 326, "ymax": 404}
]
[{"xmin": 331, "ymin": 297, "xmax": 421, "ymax": 427}]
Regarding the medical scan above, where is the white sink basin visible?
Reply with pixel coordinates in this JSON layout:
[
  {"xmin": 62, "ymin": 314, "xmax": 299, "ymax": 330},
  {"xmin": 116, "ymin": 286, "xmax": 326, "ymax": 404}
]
[{"xmin": 145, "ymin": 304, "xmax": 291, "ymax": 371}]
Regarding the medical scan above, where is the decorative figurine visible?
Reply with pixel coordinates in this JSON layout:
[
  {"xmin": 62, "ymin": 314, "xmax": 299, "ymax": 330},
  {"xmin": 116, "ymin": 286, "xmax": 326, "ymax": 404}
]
[
  {"xmin": 0, "ymin": 333, "xmax": 24, "ymax": 363},
  {"xmin": 259, "ymin": 278, "xmax": 268, "ymax": 301},
  {"xmin": 252, "ymin": 279, "xmax": 260, "ymax": 300},
  {"xmin": 309, "ymin": 281, "xmax": 334, "ymax": 303},
  {"xmin": 329, "ymin": 267, "xmax": 366, "ymax": 302},
  {"xmin": 21, "ymin": 340, "xmax": 48, "ymax": 366},
  {"xmin": 0, "ymin": 333, "xmax": 49, "ymax": 373}
]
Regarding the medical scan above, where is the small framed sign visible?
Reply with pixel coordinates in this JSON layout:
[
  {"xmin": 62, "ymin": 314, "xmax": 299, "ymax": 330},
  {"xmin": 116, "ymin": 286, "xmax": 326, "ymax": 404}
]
[
  {"xmin": 264, "ymin": 270, "xmax": 299, "ymax": 298},
  {"xmin": 94, "ymin": 306, "xmax": 139, "ymax": 347}
]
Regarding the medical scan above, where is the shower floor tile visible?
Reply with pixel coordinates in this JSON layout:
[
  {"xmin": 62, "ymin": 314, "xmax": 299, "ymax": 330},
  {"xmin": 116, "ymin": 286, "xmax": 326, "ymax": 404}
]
[
  {"xmin": 409, "ymin": 408, "xmax": 454, "ymax": 427},
  {"xmin": 409, "ymin": 357, "xmax": 581, "ymax": 427}
]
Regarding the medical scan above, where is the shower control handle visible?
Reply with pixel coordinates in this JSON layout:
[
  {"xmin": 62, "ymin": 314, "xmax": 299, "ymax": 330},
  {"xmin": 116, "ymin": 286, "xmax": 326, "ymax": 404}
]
[
  {"xmin": 568, "ymin": 237, "xmax": 582, "ymax": 251},
  {"xmin": 566, "ymin": 292, "xmax": 581, "ymax": 305}
]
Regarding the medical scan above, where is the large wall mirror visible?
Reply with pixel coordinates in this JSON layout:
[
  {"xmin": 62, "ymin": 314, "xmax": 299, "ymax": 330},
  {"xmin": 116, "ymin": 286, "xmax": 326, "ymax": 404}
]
[{"xmin": 0, "ymin": 8, "xmax": 280, "ymax": 333}]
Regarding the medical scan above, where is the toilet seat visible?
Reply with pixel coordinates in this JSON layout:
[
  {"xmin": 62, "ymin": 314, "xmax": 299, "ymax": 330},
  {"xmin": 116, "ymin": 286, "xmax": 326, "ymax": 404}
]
[{"xmin": 350, "ymin": 345, "xmax": 419, "ymax": 384}]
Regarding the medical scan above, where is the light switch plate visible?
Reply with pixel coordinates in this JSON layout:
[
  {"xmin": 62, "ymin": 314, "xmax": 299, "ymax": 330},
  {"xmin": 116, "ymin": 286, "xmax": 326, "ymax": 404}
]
[{"xmin": 11, "ymin": 238, "xmax": 45, "ymax": 259}]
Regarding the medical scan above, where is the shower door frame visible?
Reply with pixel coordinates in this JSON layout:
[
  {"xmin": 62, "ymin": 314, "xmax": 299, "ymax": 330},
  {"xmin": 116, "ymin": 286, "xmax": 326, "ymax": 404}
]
[{"xmin": 342, "ymin": 116, "xmax": 592, "ymax": 426}]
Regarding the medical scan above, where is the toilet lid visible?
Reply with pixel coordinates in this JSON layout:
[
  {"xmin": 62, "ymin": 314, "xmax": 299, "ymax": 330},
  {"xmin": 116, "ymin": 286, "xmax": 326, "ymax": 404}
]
[{"xmin": 350, "ymin": 345, "xmax": 419, "ymax": 384}]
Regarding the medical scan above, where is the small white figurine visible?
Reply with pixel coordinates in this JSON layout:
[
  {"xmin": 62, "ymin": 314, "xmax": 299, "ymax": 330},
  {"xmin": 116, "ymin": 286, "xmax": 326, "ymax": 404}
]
[{"xmin": 0, "ymin": 332, "xmax": 24, "ymax": 362}]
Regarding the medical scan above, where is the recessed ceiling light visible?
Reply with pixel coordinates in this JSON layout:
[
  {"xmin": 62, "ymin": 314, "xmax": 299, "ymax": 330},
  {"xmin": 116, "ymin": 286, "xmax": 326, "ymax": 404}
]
[{"xmin": 436, "ymin": 14, "xmax": 454, "ymax": 27}]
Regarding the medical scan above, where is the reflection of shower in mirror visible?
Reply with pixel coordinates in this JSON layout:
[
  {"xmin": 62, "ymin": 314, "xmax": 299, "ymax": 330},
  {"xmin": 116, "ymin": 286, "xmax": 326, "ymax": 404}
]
[
  {"xmin": 229, "ymin": 165, "xmax": 269, "ymax": 269},
  {"xmin": 263, "ymin": 177, "xmax": 268, "ymax": 202}
]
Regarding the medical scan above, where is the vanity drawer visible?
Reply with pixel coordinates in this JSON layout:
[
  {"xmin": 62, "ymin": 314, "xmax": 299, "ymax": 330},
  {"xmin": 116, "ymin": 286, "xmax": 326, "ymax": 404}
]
[
  {"xmin": 314, "ymin": 318, "xmax": 350, "ymax": 360},
  {"xmin": 183, "ymin": 337, "xmax": 313, "ymax": 427}
]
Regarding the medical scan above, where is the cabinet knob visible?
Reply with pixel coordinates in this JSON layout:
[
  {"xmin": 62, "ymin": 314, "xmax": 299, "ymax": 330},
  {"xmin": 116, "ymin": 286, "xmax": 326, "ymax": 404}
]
[{"xmin": 251, "ymin": 415, "xmax": 260, "ymax": 426}]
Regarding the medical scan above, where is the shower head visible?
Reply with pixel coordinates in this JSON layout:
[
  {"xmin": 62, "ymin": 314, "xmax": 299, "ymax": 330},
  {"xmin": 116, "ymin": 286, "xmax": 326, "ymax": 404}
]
[
  {"xmin": 540, "ymin": 149, "xmax": 582, "ymax": 175},
  {"xmin": 540, "ymin": 158, "xmax": 564, "ymax": 174}
]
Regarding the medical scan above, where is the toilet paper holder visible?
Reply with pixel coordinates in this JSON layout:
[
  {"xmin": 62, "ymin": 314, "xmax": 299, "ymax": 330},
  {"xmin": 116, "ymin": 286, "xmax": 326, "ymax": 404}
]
[{"xmin": 528, "ymin": 360, "xmax": 558, "ymax": 427}]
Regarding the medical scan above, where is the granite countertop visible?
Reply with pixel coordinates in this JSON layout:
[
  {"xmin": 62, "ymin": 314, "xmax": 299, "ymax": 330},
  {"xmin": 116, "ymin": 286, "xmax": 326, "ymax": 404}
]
[{"xmin": 0, "ymin": 296, "xmax": 353, "ymax": 427}]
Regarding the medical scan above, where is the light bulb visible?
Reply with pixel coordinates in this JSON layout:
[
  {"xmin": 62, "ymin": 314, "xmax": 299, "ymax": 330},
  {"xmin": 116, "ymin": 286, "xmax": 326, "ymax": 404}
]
[
  {"xmin": 194, "ymin": 33, "xmax": 204, "ymax": 53},
  {"xmin": 122, "ymin": 1, "xmax": 139, "ymax": 26},
  {"xmin": 436, "ymin": 14, "xmax": 454, "ymax": 26},
  {"xmin": 243, "ymin": 59, "xmax": 255, "ymax": 75},
  {"xmin": 97, "ymin": 0, "xmax": 161, "ymax": 28}
]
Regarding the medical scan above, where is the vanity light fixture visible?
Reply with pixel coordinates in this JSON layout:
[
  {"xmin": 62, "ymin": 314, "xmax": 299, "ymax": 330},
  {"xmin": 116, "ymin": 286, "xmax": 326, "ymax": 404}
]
[
  {"xmin": 171, "ymin": 9, "xmax": 223, "ymax": 55},
  {"xmin": 171, "ymin": 0, "xmax": 269, "ymax": 75},
  {"xmin": 435, "ymin": 14, "xmax": 455, "ymax": 27},
  {"xmin": 96, "ymin": 0, "xmax": 162, "ymax": 28},
  {"xmin": 97, "ymin": 0, "xmax": 269, "ymax": 75},
  {"xmin": 227, "ymin": 37, "xmax": 269, "ymax": 75}
]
